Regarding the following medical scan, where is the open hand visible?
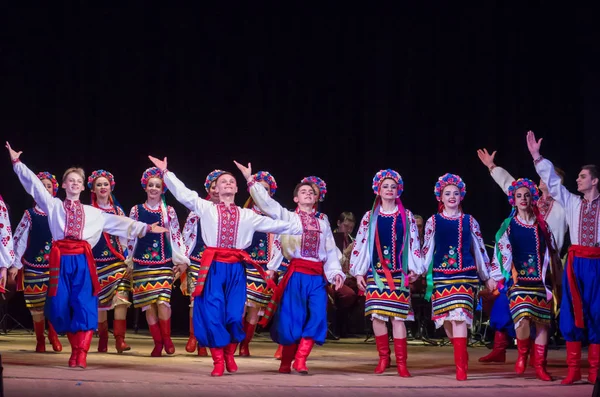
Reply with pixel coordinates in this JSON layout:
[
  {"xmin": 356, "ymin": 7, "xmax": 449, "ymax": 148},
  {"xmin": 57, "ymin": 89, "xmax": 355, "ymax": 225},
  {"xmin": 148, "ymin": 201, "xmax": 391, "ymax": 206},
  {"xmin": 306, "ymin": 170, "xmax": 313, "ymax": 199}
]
[
  {"xmin": 333, "ymin": 274, "xmax": 344, "ymax": 291},
  {"xmin": 477, "ymin": 148, "xmax": 497, "ymax": 169},
  {"xmin": 8, "ymin": 267, "xmax": 18, "ymax": 280},
  {"xmin": 356, "ymin": 275, "xmax": 366, "ymax": 292},
  {"xmin": 5, "ymin": 142, "xmax": 22, "ymax": 162},
  {"xmin": 486, "ymin": 278, "xmax": 498, "ymax": 292},
  {"xmin": 173, "ymin": 262, "xmax": 188, "ymax": 279},
  {"xmin": 526, "ymin": 130, "xmax": 542, "ymax": 159},
  {"xmin": 148, "ymin": 155, "xmax": 168, "ymax": 171},
  {"xmin": 233, "ymin": 160, "xmax": 253, "ymax": 182},
  {"xmin": 148, "ymin": 222, "xmax": 168, "ymax": 234},
  {"xmin": 0, "ymin": 267, "xmax": 6, "ymax": 289}
]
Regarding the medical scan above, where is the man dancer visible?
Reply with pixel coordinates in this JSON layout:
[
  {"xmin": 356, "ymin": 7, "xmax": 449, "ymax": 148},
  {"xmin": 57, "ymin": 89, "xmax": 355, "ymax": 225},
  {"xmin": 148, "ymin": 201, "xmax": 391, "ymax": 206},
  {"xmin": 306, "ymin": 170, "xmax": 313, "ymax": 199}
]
[{"xmin": 527, "ymin": 130, "xmax": 600, "ymax": 385}]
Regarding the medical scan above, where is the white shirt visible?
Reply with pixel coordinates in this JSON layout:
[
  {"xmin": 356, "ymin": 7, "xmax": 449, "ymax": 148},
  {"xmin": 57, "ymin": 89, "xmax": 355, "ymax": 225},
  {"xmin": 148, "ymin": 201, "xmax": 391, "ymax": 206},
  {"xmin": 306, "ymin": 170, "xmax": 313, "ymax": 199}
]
[
  {"xmin": 490, "ymin": 166, "xmax": 568, "ymax": 251},
  {"xmin": 248, "ymin": 182, "xmax": 344, "ymax": 284},
  {"xmin": 163, "ymin": 170, "xmax": 305, "ymax": 249},
  {"xmin": 13, "ymin": 160, "xmax": 149, "ymax": 248},
  {"xmin": 12, "ymin": 206, "xmax": 48, "ymax": 269},
  {"xmin": 535, "ymin": 158, "xmax": 600, "ymax": 247}
]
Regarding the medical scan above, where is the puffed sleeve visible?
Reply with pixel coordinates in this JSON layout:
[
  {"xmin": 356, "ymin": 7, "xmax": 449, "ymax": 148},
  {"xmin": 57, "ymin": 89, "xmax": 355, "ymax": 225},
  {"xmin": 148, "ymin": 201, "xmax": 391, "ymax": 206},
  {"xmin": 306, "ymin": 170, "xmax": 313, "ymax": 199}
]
[
  {"xmin": 535, "ymin": 157, "xmax": 578, "ymax": 210},
  {"xmin": 490, "ymin": 166, "xmax": 516, "ymax": 195},
  {"xmin": 323, "ymin": 223, "xmax": 345, "ymax": 284},
  {"xmin": 248, "ymin": 181, "xmax": 292, "ymax": 221},
  {"xmin": 421, "ymin": 216, "xmax": 436, "ymax": 275},
  {"xmin": 167, "ymin": 205, "xmax": 190, "ymax": 266},
  {"xmin": 182, "ymin": 212, "xmax": 199, "ymax": 257},
  {"xmin": 0, "ymin": 198, "xmax": 15, "ymax": 268},
  {"xmin": 163, "ymin": 171, "xmax": 212, "ymax": 217},
  {"xmin": 267, "ymin": 234, "xmax": 284, "ymax": 272},
  {"xmin": 349, "ymin": 211, "xmax": 371, "ymax": 277},
  {"xmin": 470, "ymin": 216, "xmax": 491, "ymax": 281},
  {"xmin": 11, "ymin": 211, "xmax": 31, "ymax": 270},
  {"xmin": 406, "ymin": 210, "xmax": 424, "ymax": 274},
  {"xmin": 12, "ymin": 161, "xmax": 59, "ymax": 215}
]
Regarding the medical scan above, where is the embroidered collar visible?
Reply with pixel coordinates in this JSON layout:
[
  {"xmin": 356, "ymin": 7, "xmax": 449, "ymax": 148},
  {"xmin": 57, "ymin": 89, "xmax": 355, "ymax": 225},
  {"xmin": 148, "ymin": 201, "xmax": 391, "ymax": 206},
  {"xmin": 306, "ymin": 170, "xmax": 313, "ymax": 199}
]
[
  {"xmin": 583, "ymin": 194, "xmax": 600, "ymax": 205},
  {"xmin": 440, "ymin": 210, "xmax": 462, "ymax": 220},
  {"xmin": 144, "ymin": 201, "xmax": 161, "ymax": 211},
  {"xmin": 379, "ymin": 205, "xmax": 398, "ymax": 215},
  {"xmin": 295, "ymin": 207, "xmax": 315, "ymax": 217},
  {"xmin": 515, "ymin": 214, "xmax": 536, "ymax": 227},
  {"xmin": 64, "ymin": 199, "xmax": 81, "ymax": 208}
]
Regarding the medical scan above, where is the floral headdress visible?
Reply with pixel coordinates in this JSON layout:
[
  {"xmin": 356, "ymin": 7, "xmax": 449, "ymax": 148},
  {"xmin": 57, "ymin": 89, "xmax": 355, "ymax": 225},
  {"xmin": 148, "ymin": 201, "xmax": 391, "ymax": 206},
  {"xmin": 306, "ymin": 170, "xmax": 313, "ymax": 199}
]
[
  {"xmin": 141, "ymin": 167, "xmax": 167, "ymax": 193},
  {"xmin": 507, "ymin": 178, "xmax": 539, "ymax": 207},
  {"xmin": 253, "ymin": 171, "xmax": 277, "ymax": 196},
  {"xmin": 301, "ymin": 176, "xmax": 327, "ymax": 202},
  {"xmin": 37, "ymin": 172, "xmax": 59, "ymax": 197},
  {"xmin": 434, "ymin": 173, "xmax": 466, "ymax": 202},
  {"xmin": 372, "ymin": 169, "xmax": 403, "ymax": 196},
  {"xmin": 87, "ymin": 169, "xmax": 115, "ymax": 190},
  {"xmin": 204, "ymin": 169, "xmax": 225, "ymax": 193}
]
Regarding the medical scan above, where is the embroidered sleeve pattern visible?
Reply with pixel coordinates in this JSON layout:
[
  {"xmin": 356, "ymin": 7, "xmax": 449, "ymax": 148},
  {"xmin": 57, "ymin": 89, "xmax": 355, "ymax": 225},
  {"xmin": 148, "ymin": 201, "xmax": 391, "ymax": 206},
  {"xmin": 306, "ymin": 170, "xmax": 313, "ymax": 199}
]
[{"xmin": 349, "ymin": 211, "xmax": 371, "ymax": 277}]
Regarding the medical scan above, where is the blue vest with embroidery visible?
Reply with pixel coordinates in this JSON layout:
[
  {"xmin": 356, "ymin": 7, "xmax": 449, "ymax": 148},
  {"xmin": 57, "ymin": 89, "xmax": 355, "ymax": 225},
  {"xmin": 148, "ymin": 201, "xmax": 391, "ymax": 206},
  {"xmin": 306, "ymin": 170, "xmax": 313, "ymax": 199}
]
[
  {"xmin": 246, "ymin": 231, "xmax": 271, "ymax": 265},
  {"xmin": 189, "ymin": 221, "xmax": 206, "ymax": 262},
  {"xmin": 22, "ymin": 208, "xmax": 52, "ymax": 268},
  {"xmin": 508, "ymin": 218, "xmax": 546, "ymax": 284},
  {"xmin": 432, "ymin": 214, "xmax": 477, "ymax": 276},
  {"xmin": 132, "ymin": 204, "xmax": 172, "ymax": 264},
  {"xmin": 369, "ymin": 211, "xmax": 404, "ymax": 275},
  {"xmin": 92, "ymin": 207, "xmax": 124, "ymax": 262}
]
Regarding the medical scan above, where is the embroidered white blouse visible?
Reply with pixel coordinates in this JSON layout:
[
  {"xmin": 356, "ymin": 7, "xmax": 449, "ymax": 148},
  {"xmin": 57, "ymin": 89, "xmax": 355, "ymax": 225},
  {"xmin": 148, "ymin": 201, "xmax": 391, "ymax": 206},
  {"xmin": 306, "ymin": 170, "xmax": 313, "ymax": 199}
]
[
  {"xmin": 349, "ymin": 206, "xmax": 424, "ymax": 277},
  {"xmin": 490, "ymin": 166, "xmax": 568, "ymax": 251},
  {"xmin": 12, "ymin": 160, "xmax": 150, "ymax": 248},
  {"xmin": 421, "ymin": 211, "xmax": 491, "ymax": 281},
  {"xmin": 0, "ymin": 195, "xmax": 14, "ymax": 268},
  {"xmin": 535, "ymin": 158, "xmax": 600, "ymax": 247},
  {"xmin": 248, "ymin": 182, "xmax": 344, "ymax": 283},
  {"xmin": 11, "ymin": 206, "xmax": 47, "ymax": 269},
  {"xmin": 163, "ymin": 171, "xmax": 305, "ymax": 249}
]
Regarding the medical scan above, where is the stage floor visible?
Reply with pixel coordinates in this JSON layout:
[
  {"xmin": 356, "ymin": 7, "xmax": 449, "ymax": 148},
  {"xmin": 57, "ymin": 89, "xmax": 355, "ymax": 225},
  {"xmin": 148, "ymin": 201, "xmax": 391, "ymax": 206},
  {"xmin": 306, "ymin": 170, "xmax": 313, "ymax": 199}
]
[{"xmin": 1, "ymin": 332, "xmax": 594, "ymax": 397}]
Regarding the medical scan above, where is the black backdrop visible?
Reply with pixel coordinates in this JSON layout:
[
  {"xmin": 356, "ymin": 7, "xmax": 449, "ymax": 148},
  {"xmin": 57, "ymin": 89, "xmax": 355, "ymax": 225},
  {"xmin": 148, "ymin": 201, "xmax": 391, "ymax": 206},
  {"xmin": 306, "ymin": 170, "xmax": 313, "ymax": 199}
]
[{"xmin": 1, "ymin": 3, "xmax": 598, "ymax": 331}]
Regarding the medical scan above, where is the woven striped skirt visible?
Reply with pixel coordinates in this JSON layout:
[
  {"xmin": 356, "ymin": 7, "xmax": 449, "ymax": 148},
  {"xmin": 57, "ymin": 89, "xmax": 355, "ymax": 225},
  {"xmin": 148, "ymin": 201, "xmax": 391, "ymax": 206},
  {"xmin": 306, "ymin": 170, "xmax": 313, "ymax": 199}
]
[
  {"xmin": 246, "ymin": 264, "xmax": 273, "ymax": 308},
  {"xmin": 508, "ymin": 284, "xmax": 552, "ymax": 327},
  {"xmin": 97, "ymin": 260, "xmax": 131, "ymax": 310},
  {"xmin": 22, "ymin": 266, "xmax": 49, "ymax": 312},
  {"xmin": 365, "ymin": 272, "xmax": 413, "ymax": 321},
  {"xmin": 183, "ymin": 259, "xmax": 201, "ymax": 297},
  {"xmin": 132, "ymin": 261, "xmax": 174, "ymax": 308},
  {"xmin": 431, "ymin": 274, "xmax": 479, "ymax": 328}
]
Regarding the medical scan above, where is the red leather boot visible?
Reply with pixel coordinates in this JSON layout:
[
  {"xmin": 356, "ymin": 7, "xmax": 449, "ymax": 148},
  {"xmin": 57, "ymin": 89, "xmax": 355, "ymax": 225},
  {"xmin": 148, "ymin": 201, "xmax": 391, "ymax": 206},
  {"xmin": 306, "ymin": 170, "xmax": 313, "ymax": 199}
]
[
  {"xmin": 393, "ymin": 338, "xmax": 411, "ymax": 377},
  {"xmin": 198, "ymin": 346, "xmax": 209, "ymax": 356},
  {"xmin": 278, "ymin": 344, "xmax": 297, "ymax": 373},
  {"xmin": 479, "ymin": 331, "xmax": 508, "ymax": 363},
  {"xmin": 159, "ymin": 318, "xmax": 175, "ymax": 355},
  {"xmin": 66, "ymin": 332, "xmax": 79, "ymax": 367},
  {"xmin": 453, "ymin": 337, "xmax": 469, "ymax": 381},
  {"xmin": 292, "ymin": 338, "xmax": 315, "ymax": 374},
  {"xmin": 148, "ymin": 322, "xmax": 163, "ymax": 357},
  {"xmin": 97, "ymin": 320, "xmax": 109, "ymax": 353},
  {"xmin": 239, "ymin": 322, "xmax": 256, "ymax": 357},
  {"xmin": 514, "ymin": 338, "xmax": 530, "ymax": 375},
  {"xmin": 33, "ymin": 320, "xmax": 46, "ymax": 353},
  {"xmin": 210, "ymin": 348, "xmax": 225, "ymax": 377},
  {"xmin": 561, "ymin": 341, "xmax": 582, "ymax": 385},
  {"xmin": 588, "ymin": 343, "xmax": 600, "ymax": 384},
  {"xmin": 185, "ymin": 317, "xmax": 197, "ymax": 353},
  {"xmin": 374, "ymin": 334, "xmax": 390, "ymax": 374},
  {"xmin": 224, "ymin": 343, "xmax": 239, "ymax": 373},
  {"xmin": 113, "ymin": 319, "xmax": 131, "ymax": 353},
  {"xmin": 532, "ymin": 343, "xmax": 552, "ymax": 381},
  {"xmin": 274, "ymin": 344, "xmax": 283, "ymax": 360},
  {"xmin": 77, "ymin": 330, "xmax": 94, "ymax": 369},
  {"xmin": 47, "ymin": 321, "xmax": 62, "ymax": 352}
]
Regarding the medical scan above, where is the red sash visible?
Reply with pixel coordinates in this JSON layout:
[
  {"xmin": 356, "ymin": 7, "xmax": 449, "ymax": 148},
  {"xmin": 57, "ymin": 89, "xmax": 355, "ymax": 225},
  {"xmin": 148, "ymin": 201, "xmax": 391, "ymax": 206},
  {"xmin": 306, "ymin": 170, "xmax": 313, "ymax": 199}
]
[
  {"xmin": 191, "ymin": 247, "xmax": 275, "ymax": 298},
  {"xmin": 48, "ymin": 239, "xmax": 99, "ymax": 297},
  {"xmin": 566, "ymin": 245, "xmax": 600, "ymax": 328},
  {"xmin": 259, "ymin": 258, "xmax": 324, "ymax": 327}
]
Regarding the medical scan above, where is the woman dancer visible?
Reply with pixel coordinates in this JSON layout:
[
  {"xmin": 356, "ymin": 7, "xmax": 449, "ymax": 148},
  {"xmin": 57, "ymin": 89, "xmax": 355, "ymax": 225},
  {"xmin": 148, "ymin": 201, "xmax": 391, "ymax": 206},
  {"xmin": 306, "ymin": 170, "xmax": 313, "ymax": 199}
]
[
  {"xmin": 350, "ymin": 169, "xmax": 423, "ymax": 377},
  {"xmin": 421, "ymin": 173, "xmax": 492, "ymax": 380},
  {"xmin": 127, "ymin": 167, "xmax": 189, "ymax": 357},
  {"xmin": 88, "ymin": 169, "xmax": 131, "ymax": 353},
  {"xmin": 489, "ymin": 178, "xmax": 559, "ymax": 381}
]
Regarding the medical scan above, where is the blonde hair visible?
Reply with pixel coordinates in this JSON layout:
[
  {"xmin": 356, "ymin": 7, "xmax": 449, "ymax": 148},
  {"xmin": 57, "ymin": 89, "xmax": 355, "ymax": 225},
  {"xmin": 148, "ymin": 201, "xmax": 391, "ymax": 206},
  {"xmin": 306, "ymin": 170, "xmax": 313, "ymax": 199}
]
[{"xmin": 62, "ymin": 167, "xmax": 85, "ymax": 183}]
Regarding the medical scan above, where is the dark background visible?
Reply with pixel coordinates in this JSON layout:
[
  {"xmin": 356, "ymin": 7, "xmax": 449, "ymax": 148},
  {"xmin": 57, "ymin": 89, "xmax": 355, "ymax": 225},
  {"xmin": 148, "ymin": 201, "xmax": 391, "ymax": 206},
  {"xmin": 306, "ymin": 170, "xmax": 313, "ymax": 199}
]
[{"xmin": 1, "ymin": 3, "xmax": 598, "ymax": 331}]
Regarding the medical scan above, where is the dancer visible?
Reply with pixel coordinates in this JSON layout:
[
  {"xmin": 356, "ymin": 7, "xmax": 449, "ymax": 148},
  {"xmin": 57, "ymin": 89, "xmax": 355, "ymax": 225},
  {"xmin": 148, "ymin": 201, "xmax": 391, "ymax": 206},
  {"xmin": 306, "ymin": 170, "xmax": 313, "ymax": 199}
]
[
  {"xmin": 127, "ymin": 167, "xmax": 189, "ymax": 357},
  {"xmin": 6, "ymin": 142, "xmax": 167, "ymax": 369},
  {"xmin": 489, "ymin": 177, "xmax": 559, "ymax": 381},
  {"xmin": 350, "ymin": 169, "xmax": 423, "ymax": 377},
  {"xmin": 301, "ymin": 175, "xmax": 328, "ymax": 220},
  {"xmin": 477, "ymin": 148, "xmax": 567, "ymax": 365},
  {"xmin": 88, "ymin": 170, "xmax": 131, "ymax": 353},
  {"xmin": 10, "ymin": 172, "xmax": 62, "ymax": 352},
  {"xmin": 528, "ymin": 130, "xmax": 600, "ymax": 385},
  {"xmin": 148, "ymin": 155, "xmax": 307, "ymax": 377},
  {"xmin": 181, "ymin": 169, "xmax": 223, "ymax": 356},
  {"xmin": 0, "ymin": 193, "xmax": 13, "ymax": 289},
  {"xmin": 421, "ymin": 173, "xmax": 492, "ymax": 380},
  {"xmin": 237, "ymin": 162, "xmax": 344, "ymax": 374},
  {"xmin": 239, "ymin": 171, "xmax": 278, "ymax": 357}
]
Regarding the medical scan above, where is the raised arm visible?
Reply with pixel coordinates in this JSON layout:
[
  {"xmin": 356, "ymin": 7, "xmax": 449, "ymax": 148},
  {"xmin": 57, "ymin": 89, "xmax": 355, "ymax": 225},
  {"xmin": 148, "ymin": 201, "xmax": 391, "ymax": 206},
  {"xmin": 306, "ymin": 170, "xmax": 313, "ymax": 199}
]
[
  {"xmin": 247, "ymin": 178, "xmax": 291, "ymax": 221},
  {"xmin": 8, "ymin": 148, "xmax": 58, "ymax": 214},
  {"xmin": 477, "ymin": 148, "xmax": 515, "ymax": 194},
  {"xmin": 11, "ymin": 211, "xmax": 31, "ymax": 270},
  {"xmin": 527, "ymin": 130, "xmax": 577, "ymax": 208},
  {"xmin": 248, "ymin": 209, "xmax": 304, "ymax": 235}
]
